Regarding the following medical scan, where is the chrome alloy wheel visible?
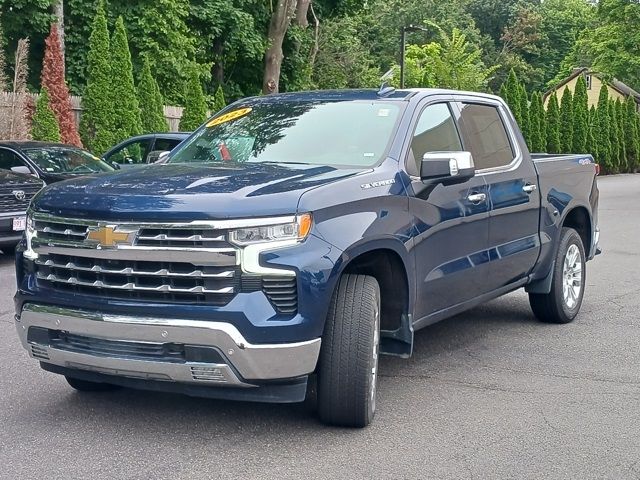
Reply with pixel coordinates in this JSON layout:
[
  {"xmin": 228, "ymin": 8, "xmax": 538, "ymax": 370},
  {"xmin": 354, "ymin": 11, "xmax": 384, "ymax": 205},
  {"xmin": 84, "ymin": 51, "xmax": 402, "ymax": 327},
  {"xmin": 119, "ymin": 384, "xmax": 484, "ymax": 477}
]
[
  {"xmin": 562, "ymin": 244, "xmax": 583, "ymax": 309},
  {"xmin": 371, "ymin": 302, "xmax": 380, "ymax": 413}
]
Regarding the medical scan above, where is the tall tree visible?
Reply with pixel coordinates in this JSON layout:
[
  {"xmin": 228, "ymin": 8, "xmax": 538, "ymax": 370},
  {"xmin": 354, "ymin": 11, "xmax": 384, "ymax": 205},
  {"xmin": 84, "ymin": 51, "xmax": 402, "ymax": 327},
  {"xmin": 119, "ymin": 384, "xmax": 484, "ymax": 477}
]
[
  {"xmin": 615, "ymin": 99, "xmax": 627, "ymax": 172},
  {"xmin": 572, "ymin": 75, "xmax": 589, "ymax": 153},
  {"xmin": 180, "ymin": 69, "xmax": 208, "ymax": 131},
  {"xmin": 138, "ymin": 57, "xmax": 167, "ymax": 133},
  {"xmin": 53, "ymin": 0, "xmax": 65, "ymax": 63},
  {"xmin": 559, "ymin": 86, "xmax": 574, "ymax": 153},
  {"xmin": 545, "ymin": 92, "xmax": 561, "ymax": 154},
  {"xmin": 8, "ymin": 38, "xmax": 30, "ymax": 141},
  {"xmin": 110, "ymin": 16, "xmax": 142, "ymax": 145},
  {"xmin": 32, "ymin": 87, "xmax": 61, "ymax": 142},
  {"xmin": 263, "ymin": 0, "xmax": 298, "ymax": 94},
  {"xmin": 79, "ymin": 0, "xmax": 113, "ymax": 154},
  {"xmin": 587, "ymin": 105, "xmax": 598, "ymax": 161},
  {"xmin": 595, "ymin": 85, "xmax": 612, "ymax": 172},
  {"xmin": 529, "ymin": 92, "xmax": 545, "ymax": 152},
  {"xmin": 624, "ymin": 96, "xmax": 640, "ymax": 172},
  {"xmin": 519, "ymin": 83, "xmax": 530, "ymax": 146},
  {"xmin": 42, "ymin": 24, "xmax": 82, "ymax": 146},
  {"xmin": 503, "ymin": 69, "xmax": 523, "ymax": 127},
  {"xmin": 211, "ymin": 85, "xmax": 226, "ymax": 114},
  {"xmin": 608, "ymin": 100, "xmax": 621, "ymax": 173}
]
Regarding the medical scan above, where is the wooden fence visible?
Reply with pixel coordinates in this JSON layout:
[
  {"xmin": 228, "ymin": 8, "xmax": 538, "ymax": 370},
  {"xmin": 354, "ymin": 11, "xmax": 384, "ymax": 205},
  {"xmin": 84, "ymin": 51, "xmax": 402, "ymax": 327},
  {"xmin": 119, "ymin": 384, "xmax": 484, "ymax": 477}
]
[{"xmin": 0, "ymin": 92, "xmax": 184, "ymax": 132}]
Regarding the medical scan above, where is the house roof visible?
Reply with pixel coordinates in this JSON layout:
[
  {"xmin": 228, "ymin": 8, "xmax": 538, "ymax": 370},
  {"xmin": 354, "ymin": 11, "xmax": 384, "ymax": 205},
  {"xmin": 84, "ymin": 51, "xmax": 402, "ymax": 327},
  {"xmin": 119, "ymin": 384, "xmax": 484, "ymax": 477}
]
[{"xmin": 543, "ymin": 67, "xmax": 640, "ymax": 104}]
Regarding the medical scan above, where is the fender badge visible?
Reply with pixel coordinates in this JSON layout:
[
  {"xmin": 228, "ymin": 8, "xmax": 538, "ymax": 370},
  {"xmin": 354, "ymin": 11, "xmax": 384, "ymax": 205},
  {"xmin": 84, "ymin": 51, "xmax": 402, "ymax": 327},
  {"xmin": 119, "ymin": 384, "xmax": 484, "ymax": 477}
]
[{"xmin": 361, "ymin": 179, "xmax": 396, "ymax": 189}]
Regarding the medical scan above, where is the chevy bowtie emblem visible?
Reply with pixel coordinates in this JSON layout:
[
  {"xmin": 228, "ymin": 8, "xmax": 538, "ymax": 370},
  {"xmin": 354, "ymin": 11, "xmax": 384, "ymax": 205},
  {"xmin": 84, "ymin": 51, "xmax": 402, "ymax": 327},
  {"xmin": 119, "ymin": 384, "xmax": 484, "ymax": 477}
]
[{"xmin": 86, "ymin": 226, "xmax": 133, "ymax": 248}]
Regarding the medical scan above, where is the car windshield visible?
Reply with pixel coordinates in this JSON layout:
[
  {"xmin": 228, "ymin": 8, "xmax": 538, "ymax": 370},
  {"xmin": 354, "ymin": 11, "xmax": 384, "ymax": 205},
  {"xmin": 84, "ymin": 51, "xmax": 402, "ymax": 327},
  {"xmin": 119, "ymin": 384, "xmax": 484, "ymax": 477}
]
[
  {"xmin": 24, "ymin": 147, "xmax": 115, "ymax": 174},
  {"xmin": 168, "ymin": 100, "xmax": 403, "ymax": 168}
]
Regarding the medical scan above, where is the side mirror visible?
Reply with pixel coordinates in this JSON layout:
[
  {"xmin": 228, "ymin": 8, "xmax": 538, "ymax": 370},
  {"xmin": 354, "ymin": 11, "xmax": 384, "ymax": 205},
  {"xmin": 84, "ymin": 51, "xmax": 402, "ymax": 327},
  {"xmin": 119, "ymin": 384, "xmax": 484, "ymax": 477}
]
[
  {"xmin": 420, "ymin": 151, "xmax": 475, "ymax": 184},
  {"xmin": 148, "ymin": 150, "xmax": 171, "ymax": 164},
  {"xmin": 110, "ymin": 161, "xmax": 121, "ymax": 170},
  {"xmin": 11, "ymin": 165, "xmax": 32, "ymax": 175}
]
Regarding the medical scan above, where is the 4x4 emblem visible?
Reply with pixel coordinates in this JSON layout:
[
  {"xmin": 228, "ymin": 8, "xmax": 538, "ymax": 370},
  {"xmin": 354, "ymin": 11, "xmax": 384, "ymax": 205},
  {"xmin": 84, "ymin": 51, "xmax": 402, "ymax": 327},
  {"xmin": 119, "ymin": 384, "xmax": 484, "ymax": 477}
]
[
  {"xmin": 12, "ymin": 190, "xmax": 25, "ymax": 200},
  {"xmin": 86, "ymin": 226, "xmax": 133, "ymax": 248}
]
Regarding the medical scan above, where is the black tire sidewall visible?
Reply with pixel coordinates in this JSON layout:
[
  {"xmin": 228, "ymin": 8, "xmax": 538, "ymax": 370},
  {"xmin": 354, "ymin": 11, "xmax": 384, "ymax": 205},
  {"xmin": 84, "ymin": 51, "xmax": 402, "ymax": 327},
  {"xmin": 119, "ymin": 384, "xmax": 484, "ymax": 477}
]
[{"xmin": 554, "ymin": 228, "xmax": 586, "ymax": 321}]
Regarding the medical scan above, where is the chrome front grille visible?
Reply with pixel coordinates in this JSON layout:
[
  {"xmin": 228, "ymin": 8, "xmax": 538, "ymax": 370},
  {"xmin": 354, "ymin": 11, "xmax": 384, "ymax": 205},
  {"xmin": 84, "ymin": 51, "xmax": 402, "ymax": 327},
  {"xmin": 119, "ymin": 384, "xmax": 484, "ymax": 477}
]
[
  {"xmin": 35, "ymin": 254, "xmax": 238, "ymax": 304},
  {"xmin": 28, "ymin": 214, "xmax": 298, "ymax": 314},
  {"xmin": 0, "ymin": 184, "xmax": 40, "ymax": 213}
]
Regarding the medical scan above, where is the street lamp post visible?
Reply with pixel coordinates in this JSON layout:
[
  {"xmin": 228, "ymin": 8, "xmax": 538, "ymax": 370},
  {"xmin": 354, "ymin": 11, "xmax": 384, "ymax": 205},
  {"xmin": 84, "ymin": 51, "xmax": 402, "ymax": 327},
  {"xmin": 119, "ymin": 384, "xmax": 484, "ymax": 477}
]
[{"xmin": 400, "ymin": 24, "xmax": 429, "ymax": 89}]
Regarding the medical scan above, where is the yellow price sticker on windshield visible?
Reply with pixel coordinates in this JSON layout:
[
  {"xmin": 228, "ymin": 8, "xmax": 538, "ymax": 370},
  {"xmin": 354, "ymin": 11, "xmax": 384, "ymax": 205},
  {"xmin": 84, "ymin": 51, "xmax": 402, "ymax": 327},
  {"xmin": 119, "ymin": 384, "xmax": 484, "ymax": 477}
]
[{"xmin": 206, "ymin": 107, "xmax": 252, "ymax": 128}]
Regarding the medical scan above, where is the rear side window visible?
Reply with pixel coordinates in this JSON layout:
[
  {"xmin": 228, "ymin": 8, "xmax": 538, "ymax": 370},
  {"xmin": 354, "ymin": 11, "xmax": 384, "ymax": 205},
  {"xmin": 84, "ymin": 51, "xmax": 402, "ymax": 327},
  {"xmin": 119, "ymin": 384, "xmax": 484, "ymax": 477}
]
[
  {"xmin": 0, "ymin": 149, "xmax": 25, "ymax": 170},
  {"xmin": 459, "ymin": 103, "xmax": 515, "ymax": 170},
  {"xmin": 409, "ymin": 103, "xmax": 462, "ymax": 172}
]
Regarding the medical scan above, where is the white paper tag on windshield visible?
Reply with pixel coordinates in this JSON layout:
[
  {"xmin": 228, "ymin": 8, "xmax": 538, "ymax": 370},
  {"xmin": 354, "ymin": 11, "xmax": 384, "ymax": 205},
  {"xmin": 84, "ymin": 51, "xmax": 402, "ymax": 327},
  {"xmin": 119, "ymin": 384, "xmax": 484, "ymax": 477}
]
[{"xmin": 378, "ymin": 109, "xmax": 390, "ymax": 117}]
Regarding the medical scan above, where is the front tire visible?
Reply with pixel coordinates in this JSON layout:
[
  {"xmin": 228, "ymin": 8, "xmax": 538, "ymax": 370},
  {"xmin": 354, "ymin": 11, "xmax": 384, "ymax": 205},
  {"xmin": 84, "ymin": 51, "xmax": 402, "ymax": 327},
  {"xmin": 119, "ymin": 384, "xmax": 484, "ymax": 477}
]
[
  {"xmin": 529, "ymin": 227, "xmax": 586, "ymax": 324},
  {"xmin": 65, "ymin": 376, "xmax": 121, "ymax": 392},
  {"xmin": 317, "ymin": 274, "xmax": 380, "ymax": 428}
]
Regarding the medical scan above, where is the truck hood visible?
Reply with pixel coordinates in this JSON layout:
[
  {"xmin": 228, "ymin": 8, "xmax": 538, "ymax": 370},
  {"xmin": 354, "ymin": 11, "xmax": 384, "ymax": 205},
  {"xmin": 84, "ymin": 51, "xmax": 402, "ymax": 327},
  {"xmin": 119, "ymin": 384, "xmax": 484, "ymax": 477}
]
[{"xmin": 31, "ymin": 163, "xmax": 363, "ymax": 221}]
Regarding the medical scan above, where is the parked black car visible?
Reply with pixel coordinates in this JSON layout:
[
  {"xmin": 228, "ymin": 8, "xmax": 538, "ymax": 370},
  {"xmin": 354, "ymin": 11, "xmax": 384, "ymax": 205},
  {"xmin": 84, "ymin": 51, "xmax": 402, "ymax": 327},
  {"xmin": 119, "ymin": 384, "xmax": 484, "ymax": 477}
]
[
  {"xmin": 0, "ymin": 141, "xmax": 115, "ymax": 184},
  {"xmin": 102, "ymin": 132, "xmax": 190, "ymax": 167},
  {"xmin": 0, "ymin": 169, "xmax": 43, "ymax": 254}
]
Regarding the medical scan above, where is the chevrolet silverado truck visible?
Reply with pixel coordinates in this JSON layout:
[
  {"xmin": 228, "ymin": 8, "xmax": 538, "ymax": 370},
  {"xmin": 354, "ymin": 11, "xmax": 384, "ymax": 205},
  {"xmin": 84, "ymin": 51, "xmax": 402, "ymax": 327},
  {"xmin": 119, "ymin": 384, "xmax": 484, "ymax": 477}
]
[{"xmin": 14, "ymin": 89, "xmax": 599, "ymax": 427}]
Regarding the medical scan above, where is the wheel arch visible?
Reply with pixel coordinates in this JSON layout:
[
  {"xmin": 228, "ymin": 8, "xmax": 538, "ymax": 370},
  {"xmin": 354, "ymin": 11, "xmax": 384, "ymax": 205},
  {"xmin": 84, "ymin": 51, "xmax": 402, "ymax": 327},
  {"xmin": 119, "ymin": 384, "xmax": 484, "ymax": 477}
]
[{"xmin": 561, "ymin": 205, "xmax": 593, "ymax": 257}]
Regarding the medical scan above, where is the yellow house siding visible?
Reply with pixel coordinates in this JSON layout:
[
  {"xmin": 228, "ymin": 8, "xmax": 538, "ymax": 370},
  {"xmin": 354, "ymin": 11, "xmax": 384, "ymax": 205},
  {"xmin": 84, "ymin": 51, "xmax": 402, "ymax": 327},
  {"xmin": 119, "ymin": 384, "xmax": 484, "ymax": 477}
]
[{"xmin": 544, "ymin": 73, "xmax": 627, "ymax": 109}]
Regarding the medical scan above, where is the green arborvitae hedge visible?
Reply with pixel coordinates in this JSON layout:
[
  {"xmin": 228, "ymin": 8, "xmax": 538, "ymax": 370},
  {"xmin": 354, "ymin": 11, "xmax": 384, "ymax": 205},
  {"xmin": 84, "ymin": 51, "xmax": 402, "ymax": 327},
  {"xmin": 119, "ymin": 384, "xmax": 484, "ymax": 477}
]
[
  {"xmin": 559, "ymin": 86, "xmax": 574, "ymax": 154},
  {"xmin": 211, "ymin": 85, "xmax": 226, "ymax": 114},
  {"xmin": 138, "ymin": 57, "xmax": 168, "ymax": 133},
  {"xmin": 180, "ymin": 69, "xmax": 208, "ymax": 131},
  {"xmin": 572, "ymin": 75, "xmax": 589, "ymax": 153},
  {"xmin": 110, "ymin": 16, "xmax": 142, "ymax": 145},
  {"xmin": 79, "ymin": 0, "xmax": 113, "ymax": 155},
  {"xmin": 32, "ymin": 87, "xmax": 61, "ymax": 142},
  {"xmin": 596, "ymin": 86, "xmax": 612, "ymax": 172},
  {"xmin": 528, "ymin": 91, "xmax": 543, "ymax": 152},
  {"xmin": 545, "ymin": 92, "xmax": 561, "ymax": 154}
]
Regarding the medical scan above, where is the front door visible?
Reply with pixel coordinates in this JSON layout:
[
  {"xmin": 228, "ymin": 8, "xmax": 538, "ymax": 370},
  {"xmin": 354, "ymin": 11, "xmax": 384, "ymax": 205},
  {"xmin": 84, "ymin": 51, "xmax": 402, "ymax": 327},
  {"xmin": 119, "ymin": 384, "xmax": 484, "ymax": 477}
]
[{"xmin": 404, "ymin": 101, "xmax": 492, "ymax": 323}]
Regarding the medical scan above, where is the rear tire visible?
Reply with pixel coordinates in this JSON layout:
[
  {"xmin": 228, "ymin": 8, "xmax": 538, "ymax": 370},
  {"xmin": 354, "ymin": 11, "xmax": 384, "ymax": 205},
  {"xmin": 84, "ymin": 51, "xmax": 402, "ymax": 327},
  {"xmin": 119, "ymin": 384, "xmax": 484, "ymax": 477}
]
[
  {"xmin": 317, "ymin": 274, "xmax": 380, "ymax": 428},
  {"xmin": 529, "ymin": 227, "xmax": 586, "ymax": 324},
  {"xmin": 65, "ymin": 376, "xmax": 121, "ymax": 392}
]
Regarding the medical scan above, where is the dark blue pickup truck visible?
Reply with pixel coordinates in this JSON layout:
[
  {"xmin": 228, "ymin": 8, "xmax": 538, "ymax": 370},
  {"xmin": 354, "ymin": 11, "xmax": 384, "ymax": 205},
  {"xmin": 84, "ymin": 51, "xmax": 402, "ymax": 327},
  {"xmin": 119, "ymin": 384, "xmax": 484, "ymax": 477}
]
[{"xmin": 14, "ymin": 89, "xmax": 599, "ymax": 427}]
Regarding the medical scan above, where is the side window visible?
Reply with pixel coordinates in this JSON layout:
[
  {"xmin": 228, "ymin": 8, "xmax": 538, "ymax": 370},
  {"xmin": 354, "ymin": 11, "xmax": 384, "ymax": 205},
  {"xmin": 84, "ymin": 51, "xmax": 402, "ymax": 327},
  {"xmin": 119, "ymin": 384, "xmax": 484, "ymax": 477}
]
[
  {"xmin": 409, "ymin": 103, "xmax": 462, "ymax": 173},
  {"xmin": 153, "ymin": 138, "xmax": 182, "ymax": 153},
  {"xmin": 459, "ymin": 103, "xmax": 515, "ymax": 170},
  {"xmin": 105, "ymin": 140, "xmax": 151, "ymax": 165},
  {"xmin": 0, "ymin": 149, "xmax": 27, "ymax": 170}
]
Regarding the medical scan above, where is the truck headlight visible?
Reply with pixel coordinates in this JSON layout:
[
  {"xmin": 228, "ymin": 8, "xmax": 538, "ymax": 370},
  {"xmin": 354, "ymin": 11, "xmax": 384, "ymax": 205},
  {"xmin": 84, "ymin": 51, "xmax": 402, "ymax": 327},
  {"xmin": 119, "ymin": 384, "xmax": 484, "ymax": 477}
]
[
  {"xmin": 229, "ymin": 213, "xmax": 312, "ymax": 246},
  {"xmin": 24, "ymin": 214, "xmax": 38, "ymax": 260}
]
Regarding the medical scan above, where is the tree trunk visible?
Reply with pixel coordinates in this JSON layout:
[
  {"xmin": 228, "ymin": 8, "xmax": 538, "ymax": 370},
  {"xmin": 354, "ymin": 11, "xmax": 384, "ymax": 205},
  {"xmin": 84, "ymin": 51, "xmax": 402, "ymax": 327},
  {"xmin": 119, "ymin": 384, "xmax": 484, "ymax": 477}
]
[
  {"xmin": 212, "ymin": 37, "xmax": 224, "ymax": 86},
  {"xmin": 295, "ymin": 0, "xmax": 311, "ymax": 28},
  {"xmin": 53, "ymin": 0, "xmax": 65, "ymax": 68},
  {"xmin": 262, "ymin": 0, "xmax": 297, "ymax": 94}
]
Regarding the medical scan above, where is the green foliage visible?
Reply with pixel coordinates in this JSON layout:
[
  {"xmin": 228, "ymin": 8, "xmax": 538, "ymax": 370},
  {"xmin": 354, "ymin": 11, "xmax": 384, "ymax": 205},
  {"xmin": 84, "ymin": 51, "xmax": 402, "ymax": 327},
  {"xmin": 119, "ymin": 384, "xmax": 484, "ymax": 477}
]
[
  {"xmin": 559, "ymin": 87, "xmax": 574, "ymax": 153},
  {"xmin": 210, "ymin": 85, "xmax": 226, "ymax": 114},
  {"xmin": 138, "ymin": 57, "xmax": 168, "ymax": 133},
  {"xmin": 32, "ymin": 87, "xmax": 61, "ymax": 142},
  {"xmin": 519, "ymin": 84, "xmax": 530, "ymax": 144},
  {"xmin": 615, "ymin": 99, "xmax": 627, "ymax": 171},
  {"xmin": 528, "ymin": 92, "xmax": 545, "ymax": 152},
  {"xmin": 503, "ymin": 69, "xmax": 522, "ymax": 125},
  {"xmin": 572, "ymin": 75, "xmax": 589, "ymax": 153},
  {"xmin": 608, "ymin": 100, "xmax": 621, "ymax": 173},
  {"xmin": 545, "ymin": 92, "xmax": 561, "ymax": 154},
  {"xmin": 180, "ymin": 70, "xmax": 208, "ymax": 131},
  {"xmin": 587, "ymin": 105, "xmax": 598, "ymax": 162},
  {"xmin": 110, "ymin": 17, "xmax": 143, "ymax": 145},
  {"xmin": 79, "ymin": 0, "xmax": 114, "ymax": 155},
  {"xmin": 595, "ymin": 85, "xmax": 612, "ymax": 171},
  {"xmin": 624, "ymin": 96, "xmax": 640, "ymax": 172}
]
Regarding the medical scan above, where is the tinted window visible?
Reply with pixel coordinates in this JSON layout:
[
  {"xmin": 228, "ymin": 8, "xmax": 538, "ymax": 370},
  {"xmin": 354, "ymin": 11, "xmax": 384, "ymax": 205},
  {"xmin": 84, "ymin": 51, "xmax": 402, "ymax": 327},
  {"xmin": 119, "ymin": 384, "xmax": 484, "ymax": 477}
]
[
  {"xmin": 409, "ymin": 103, "xmax": 462, "ymax": 171},
  {"xmin": 459, "ymin": 103, "xmax": 515, "ymax": 170},
  {"xmin": 169, "ymin": 101, "xmax": 402, "ymax": 168},
  {"xmin": 106, "ymin": 140, "xmax": 151, "ymax": 165},
  {"xmin": 0, "ymin": 149, "xmax": 26, "ymax": 170},
  {"xmin": 154, "ymin": 138, "xmax": 182, "ymax": 152},
  {"xmin": 24, "ymin": 147, "xmax": 114, "ymax": 174}
]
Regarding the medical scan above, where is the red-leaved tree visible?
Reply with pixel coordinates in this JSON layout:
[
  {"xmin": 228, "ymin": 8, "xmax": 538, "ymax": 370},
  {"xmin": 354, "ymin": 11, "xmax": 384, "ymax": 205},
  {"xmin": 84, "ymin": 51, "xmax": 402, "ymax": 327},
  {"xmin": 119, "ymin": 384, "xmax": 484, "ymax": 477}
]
[{"xmin": 42, "ymin": 24, "xmax": 82, "ymax": 147}]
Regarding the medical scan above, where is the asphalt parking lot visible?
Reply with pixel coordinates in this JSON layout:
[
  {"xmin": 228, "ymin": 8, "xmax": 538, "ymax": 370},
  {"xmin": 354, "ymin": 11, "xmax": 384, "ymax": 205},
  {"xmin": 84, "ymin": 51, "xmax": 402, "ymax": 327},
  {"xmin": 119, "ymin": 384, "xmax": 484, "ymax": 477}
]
[{"xmin": 0, "ymin": 174, "xmax": 638, "ymax": 479}]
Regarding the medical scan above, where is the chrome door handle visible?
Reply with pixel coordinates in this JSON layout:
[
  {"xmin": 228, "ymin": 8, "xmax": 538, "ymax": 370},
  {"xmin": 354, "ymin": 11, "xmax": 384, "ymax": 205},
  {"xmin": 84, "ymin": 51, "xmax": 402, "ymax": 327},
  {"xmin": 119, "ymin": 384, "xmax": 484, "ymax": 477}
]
[
  {"xmin": 523, "ymin": 184, "xmax": 537, "ymax": 194},
  {"xmin": 467, "ymin": 193, "xmax": 487, "ymax": 204}
]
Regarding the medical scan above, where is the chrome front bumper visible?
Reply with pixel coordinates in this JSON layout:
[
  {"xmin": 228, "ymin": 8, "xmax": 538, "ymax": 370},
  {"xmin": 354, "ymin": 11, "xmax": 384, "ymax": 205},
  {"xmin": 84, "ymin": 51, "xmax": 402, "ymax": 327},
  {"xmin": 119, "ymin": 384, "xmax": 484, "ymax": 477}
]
[{"xmin": 15, "ymin": 304, "xmax": 321, "ymax": 388}]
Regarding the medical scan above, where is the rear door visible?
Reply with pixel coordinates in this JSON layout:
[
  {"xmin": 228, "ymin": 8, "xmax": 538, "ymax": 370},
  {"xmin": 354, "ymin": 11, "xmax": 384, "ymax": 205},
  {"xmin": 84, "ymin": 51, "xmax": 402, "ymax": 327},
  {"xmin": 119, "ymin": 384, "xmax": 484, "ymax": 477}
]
[
  {"xmin": 454, "ymin": 98, "xmax": 541, "ymax": 291},
  {"xmin": 404, "ymin": 98, "xmax": 491, "ymax": 321}
]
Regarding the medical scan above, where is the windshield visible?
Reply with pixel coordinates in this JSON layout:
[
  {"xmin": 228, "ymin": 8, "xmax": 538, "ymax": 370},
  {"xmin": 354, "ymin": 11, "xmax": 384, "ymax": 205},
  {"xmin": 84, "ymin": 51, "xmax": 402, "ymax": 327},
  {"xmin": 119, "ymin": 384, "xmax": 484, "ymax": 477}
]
[
  {"xmin": 24, "ymin": 147, "xmax": 115, "ymax": 174},
  {"xmin": 168, "ymin": 100, "xmax": 403, "ymax": 168}
]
